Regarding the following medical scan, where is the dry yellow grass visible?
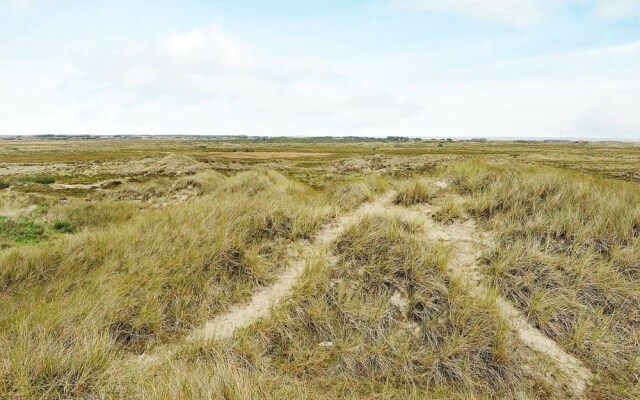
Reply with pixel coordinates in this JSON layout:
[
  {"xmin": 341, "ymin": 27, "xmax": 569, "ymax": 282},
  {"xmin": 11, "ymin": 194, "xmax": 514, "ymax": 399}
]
[{"xmin": 1, "ymin": 141, "xmax": 639, "ymax": 399}]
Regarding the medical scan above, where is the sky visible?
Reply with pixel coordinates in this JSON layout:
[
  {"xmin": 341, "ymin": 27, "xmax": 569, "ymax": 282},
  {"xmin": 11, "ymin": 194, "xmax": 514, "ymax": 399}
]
[{"xmin": 1, "ymin": 0, "xmax": 640, "ymax": 139}]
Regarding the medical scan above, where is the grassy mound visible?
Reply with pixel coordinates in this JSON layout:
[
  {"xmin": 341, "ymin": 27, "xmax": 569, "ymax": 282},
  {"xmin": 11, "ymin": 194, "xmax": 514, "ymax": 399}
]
[
  {"xmin": 447, "ymin": 161, "xmax": 640, "ymax": 398},
  {"xmin": 48, "ymin": 201, "xmax": 140, "ymax": 231},
  {"xmin": 94, "ymin": 171, "xmax": 225, "ymax": 204},
  {"xmin": 0, "ymin": 170, "xmax": 335, "ymax": 398},
  {"xmin": 20, "ymin": 175, "xmax": 56, "ymax": 185},
  {"xmin": 432, "ymin": 195, "xmax": 464, "ymax": 224}
]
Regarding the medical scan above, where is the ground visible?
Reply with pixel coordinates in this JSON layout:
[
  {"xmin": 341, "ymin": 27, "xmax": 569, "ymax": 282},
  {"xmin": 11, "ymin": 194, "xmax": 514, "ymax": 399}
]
[{"xmin": 0, "ymin": 137, "xmax": 639, "ymax": 399}]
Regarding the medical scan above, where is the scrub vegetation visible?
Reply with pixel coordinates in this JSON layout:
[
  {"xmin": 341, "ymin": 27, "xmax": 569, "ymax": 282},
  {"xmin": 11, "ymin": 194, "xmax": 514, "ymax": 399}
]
[{"xmin": 0, "ymin": 137, "xmax": 638, "ymax": 399}]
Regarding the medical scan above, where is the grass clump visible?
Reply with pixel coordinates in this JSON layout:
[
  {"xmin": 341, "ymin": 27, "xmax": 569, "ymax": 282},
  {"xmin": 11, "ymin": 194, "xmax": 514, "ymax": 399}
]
[
  {"xmin": 446, "ymin": 161, "xmax": 504, "ymax": 194},
  {"xmin": 0, "ymin": 180, "xmax": 10, "ymax": 189},
  {"xmin": 432, "ymin": 195, "xmax": 464, "ymax": 224},
  {"xmin": 0, "ymin": 216, "xmax": 46, "ymax": 248},
  {"xmin": 331, "ymin": 182, "xmax": 374, "ymax": 210},
  {"xmin": 219, "ymin": 169, "xmax": 301, "ymax": 196},
  {"xmin": 100, "ymin": 346, "xmax": 299, "ymax": 399},
  {"xmin": 172, "ymin": 171, "xmax": 224, "ymax": 192},
  {"xmin": 48, "ymin": 201, "xmax": 139, "ymax": 231},
  {"xmin": 94, "ymin": 171, "xmax": 224, "ymax": 204},
  {"xmin": 0, "ymin": 192, "xmax": 50, "ymax": 214},
  {"xmin": 394, "ymin": 178, "xmax": 439, "ymax": 206},
  {"xmin": 328, "ymin": 176, "xmax": 388, "ymax": 211}
]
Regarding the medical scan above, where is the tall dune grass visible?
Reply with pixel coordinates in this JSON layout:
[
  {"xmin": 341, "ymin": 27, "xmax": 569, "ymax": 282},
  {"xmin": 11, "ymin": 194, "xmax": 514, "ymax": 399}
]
[
  {"xmin": 0, "ymin": 170, "xmax": 344, "ymax": 398},
  {"xmin": 446, "ymin": 161, "xmax": 640, "ymax": 398}
]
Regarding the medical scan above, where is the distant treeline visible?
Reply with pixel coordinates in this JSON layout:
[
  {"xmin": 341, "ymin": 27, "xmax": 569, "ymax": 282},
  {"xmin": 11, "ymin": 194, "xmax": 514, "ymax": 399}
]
[{"xmin": 1, "ymin": 134, "xmax": 483, "ymax": 143}]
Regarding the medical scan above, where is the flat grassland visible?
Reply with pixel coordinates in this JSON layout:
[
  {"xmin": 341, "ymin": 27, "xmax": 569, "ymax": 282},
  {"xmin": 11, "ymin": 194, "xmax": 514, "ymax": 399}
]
[{"xmin": 1, "ymin": 138, "xmax": 639, "ymax": 399}]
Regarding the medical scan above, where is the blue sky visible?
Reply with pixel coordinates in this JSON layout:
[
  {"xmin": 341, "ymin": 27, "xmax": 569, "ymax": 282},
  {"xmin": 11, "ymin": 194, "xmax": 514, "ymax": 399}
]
[{"xmin": 1, "ymin": 0, "xmax": 640, "ymax": 139}]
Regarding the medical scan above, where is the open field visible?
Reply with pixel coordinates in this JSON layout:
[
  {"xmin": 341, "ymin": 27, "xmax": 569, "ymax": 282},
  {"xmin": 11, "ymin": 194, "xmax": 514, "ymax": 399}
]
[{"xmin": 1, "ymin": 138, "xmax": 639, "ymax": 399}]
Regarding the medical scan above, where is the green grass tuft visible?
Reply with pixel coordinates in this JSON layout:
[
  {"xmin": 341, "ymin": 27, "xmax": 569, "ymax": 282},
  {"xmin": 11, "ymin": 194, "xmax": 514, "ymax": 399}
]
[{"xmin": 0, "ymin": 216, "xmax": 46, "ymax": 248}]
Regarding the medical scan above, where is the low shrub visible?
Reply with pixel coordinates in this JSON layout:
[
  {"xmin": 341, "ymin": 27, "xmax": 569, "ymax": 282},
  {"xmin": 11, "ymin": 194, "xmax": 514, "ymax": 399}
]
[
  {"xmin": 53, "ymin": 220, "xmax": 77, "ymax": 233},
  {"xmin": 22, "ymin": 175, "xmax": 56, "ymax": 185}
]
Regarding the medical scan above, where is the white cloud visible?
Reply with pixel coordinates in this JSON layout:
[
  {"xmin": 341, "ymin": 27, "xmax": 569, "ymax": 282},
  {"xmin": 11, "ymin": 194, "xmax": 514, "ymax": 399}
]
[
  {"xmin": 122, "ymin": 66, "xmax": 157, "ymax": 86},
  {"xmin": 396, "ymin": 0, "xmax": 554, "ymax": 26},
  {"xmin": 161, "ymin": 24, "xmax": 249, "ymax": 69},
  {"xmin": 6, "ymin": 0, "xmax": 38, "ymax": 12},
  {"xmin": 595, "ymin": 0, "xmax": 640, "ymax": 19},
  {"xmin": 571, "ymin": 89, "xmax": 640, "ymax": 137},
  {"xmin": 2, "ymin": 20, "xmax": 640, "ymax": 139},
  {"xmin": 398, "ymin": 0, "xmax": 640, "ymax": 25},
  {"xmin": 396, "ymin": 79, "xmax": 640, "ymax": 139},
  {"xmin": 31, "ymin": 22, "xmax": 416, "ymax": 136}
]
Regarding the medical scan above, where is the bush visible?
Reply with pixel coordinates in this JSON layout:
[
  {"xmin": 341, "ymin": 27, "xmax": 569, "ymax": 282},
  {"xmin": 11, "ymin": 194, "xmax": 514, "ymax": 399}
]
[
  {"xmin": 0, "ymin": 181, "xmax": 10, "ymax": 189},
  {"xmin": 53, "ymin": 220, "xmax": 77, "ymax": 234},
  {"xmin": 22, "ymin": 175, "xmax": 56, "ymax": 185}
]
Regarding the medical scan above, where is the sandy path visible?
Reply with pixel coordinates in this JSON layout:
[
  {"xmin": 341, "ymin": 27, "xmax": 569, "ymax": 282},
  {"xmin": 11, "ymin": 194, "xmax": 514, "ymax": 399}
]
[
  {"xmin": 138, "ymin": 181, "xmax": 593, "ymax": 398},
  {"xmin": 189, "ymin": 191, "xmax": 395, "ymax": 342},
  {"xmin": 383, "ymin": 185, "xmax": 593, "ymax": 397},
  {"xmin": 193, "ymin": 178, "xmax": 592, "ymax": 393},
  {"xmin": 429, "ymin": 214, "xmax": 592, "ymax": 396}
]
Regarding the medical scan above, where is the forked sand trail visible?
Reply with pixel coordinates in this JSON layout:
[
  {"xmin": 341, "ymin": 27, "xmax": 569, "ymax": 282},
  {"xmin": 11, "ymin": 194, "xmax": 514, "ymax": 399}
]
[
  {"xmin": 384, "ymin": 182, "xmax": 593, "ymax": 398},
  {"xmin": 145, "ymin": 182, "xmax": 593, "ymax": 398},
  {"xmin": 189, "ymin": 191, "xmax": 396, "ymax": 341}
]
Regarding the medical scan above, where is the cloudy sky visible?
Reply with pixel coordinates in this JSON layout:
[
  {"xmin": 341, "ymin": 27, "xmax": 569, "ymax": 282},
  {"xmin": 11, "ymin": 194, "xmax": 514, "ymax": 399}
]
[{"xmin": 1, "ymin": 0, "xmax": 640, "ymax": 139}]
